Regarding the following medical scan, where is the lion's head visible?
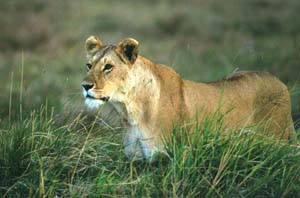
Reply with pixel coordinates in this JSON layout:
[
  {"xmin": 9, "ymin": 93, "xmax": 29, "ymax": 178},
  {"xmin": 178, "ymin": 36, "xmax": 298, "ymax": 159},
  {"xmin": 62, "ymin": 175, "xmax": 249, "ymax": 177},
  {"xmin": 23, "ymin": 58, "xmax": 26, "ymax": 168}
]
[{"xmin": 82, "ymin": 36, "xmax": 139, "ymax": 109}]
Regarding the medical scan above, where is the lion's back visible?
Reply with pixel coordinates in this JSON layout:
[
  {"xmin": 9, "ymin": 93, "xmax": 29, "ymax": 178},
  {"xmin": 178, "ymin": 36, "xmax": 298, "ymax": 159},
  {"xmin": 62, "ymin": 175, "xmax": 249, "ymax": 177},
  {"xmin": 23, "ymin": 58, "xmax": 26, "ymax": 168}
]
[{"xmin": 182, "ymin": 71, "xmax": 294, "ymax": 139}]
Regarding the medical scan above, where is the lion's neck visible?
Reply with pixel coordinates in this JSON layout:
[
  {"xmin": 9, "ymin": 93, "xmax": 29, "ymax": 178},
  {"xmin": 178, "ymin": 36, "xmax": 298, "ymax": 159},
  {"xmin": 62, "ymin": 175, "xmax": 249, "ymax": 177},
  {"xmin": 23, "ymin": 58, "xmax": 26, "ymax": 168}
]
[
  {"xmin": 109, "ymin": 57, "xmax": 161, "ymax": 160},
  {"xmin": 111, "ymin": 57, "xmax": 160, "ymax": 127}
]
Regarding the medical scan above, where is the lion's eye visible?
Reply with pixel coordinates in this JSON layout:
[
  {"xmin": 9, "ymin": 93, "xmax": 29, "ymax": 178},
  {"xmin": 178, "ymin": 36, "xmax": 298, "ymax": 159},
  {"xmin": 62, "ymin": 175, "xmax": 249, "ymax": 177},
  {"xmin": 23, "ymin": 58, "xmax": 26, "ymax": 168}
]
[
  {"xmin": 103, "ymin": 64, "xmax": 113, "ymax": 73},
  {"xmin": 86, "ymin": 63, "xmax": 92, "ymax": 70}
]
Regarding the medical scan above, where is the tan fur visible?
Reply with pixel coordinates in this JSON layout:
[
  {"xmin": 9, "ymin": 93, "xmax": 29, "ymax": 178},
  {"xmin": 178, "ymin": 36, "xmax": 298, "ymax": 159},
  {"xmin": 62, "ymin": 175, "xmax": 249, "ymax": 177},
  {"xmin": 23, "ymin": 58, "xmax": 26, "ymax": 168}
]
[{"xmin": 82, "ymin": 36, "xmax": 295, "ymax": 161}]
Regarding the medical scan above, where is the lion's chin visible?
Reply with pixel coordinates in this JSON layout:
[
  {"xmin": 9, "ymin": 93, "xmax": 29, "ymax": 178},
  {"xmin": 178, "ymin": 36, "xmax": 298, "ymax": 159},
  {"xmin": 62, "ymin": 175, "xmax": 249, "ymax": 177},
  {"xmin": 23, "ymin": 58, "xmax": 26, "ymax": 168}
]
[{"xmin": 84, "ymin": 98, "xmax": 104, "ymax": 109}]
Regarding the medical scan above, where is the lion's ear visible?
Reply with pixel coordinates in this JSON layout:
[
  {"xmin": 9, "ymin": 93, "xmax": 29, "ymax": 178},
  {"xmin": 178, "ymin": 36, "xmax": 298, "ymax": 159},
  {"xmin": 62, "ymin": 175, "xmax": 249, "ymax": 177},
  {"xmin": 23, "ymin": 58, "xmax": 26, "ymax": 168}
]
[
  {"xmin": 85, "ymin": 36, "xmax": 103, "ymax": 57},
  {"xmin": 116, "ymin": 38, "xmax": 139, "ymax": 64}
]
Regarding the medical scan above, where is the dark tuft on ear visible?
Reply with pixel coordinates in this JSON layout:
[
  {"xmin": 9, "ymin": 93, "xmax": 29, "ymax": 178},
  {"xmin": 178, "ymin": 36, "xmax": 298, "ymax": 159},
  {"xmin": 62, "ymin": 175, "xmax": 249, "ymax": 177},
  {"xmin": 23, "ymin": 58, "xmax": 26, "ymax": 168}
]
[
  {"xmin": 124, "ymin": 45, "xmax": 136, "ymax": 62},
  {"xmin": 116, "ymin": 38, "xmax": 139, "ymax": 64}
]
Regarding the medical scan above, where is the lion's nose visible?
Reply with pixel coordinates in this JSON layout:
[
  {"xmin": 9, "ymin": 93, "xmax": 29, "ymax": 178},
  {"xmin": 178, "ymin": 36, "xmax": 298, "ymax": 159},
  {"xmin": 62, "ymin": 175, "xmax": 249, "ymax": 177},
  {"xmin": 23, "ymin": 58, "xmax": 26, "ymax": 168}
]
[{"xmin": 82, "ymin": 83, "xmax": 94, "ymax": 91}]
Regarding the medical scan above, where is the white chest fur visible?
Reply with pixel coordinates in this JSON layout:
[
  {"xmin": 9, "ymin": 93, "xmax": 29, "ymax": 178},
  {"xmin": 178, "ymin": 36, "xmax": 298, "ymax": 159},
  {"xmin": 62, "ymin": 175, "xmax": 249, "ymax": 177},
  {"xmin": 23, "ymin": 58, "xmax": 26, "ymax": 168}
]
[{"xmin": 123, "ymin": 125, "xmax": 156, "ymax": 161}]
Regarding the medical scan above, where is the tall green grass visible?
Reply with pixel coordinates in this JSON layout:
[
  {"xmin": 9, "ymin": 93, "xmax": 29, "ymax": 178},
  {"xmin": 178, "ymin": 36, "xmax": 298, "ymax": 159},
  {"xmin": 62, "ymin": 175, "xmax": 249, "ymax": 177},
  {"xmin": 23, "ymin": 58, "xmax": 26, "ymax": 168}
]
[{"xmin": 1, "ymin": 105, "xmax": 299, "ymax": 197}]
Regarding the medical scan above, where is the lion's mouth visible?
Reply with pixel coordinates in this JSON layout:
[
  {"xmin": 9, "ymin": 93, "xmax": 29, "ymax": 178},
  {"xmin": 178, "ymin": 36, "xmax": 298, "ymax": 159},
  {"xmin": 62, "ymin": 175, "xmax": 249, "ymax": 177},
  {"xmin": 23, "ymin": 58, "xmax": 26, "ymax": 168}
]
[
  {"xmin": 86, "ymin": 94, "xmax": 95, "ymax": 99},
  {"xmin": 99, "ymin": 97, "xmax": 110, "ymax": 102},
  {"xmin": 86, "ymin": 94, "xmax": 110, "ymax": 102}
]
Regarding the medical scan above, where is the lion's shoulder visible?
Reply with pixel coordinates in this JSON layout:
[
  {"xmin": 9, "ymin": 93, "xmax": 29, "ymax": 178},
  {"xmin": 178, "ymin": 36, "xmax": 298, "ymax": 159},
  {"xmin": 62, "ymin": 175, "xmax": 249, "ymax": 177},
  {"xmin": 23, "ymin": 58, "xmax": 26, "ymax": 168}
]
[
  {"xmin": 224, "ymin": 71, "xmax": 271, "ymax": 81},
  {"xmin": 209, "ymin": 71, "xmax": 279, "ymax": 86}
]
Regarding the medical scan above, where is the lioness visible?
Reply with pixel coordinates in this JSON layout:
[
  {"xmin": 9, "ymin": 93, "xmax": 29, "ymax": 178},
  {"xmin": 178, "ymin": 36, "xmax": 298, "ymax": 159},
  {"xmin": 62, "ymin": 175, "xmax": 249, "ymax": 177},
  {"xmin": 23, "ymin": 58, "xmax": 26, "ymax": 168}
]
[{"xmin": 82, "ymin": 36, "xmax": 295, "ymax": 161}]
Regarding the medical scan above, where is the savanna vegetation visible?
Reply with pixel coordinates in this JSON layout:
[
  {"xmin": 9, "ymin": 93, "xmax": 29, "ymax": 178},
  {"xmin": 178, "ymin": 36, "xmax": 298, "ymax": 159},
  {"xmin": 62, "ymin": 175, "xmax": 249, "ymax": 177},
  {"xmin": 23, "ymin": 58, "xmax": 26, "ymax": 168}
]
[{"xmin": 1, "ymin": 0, "xmax": 300, "ymax": 197}]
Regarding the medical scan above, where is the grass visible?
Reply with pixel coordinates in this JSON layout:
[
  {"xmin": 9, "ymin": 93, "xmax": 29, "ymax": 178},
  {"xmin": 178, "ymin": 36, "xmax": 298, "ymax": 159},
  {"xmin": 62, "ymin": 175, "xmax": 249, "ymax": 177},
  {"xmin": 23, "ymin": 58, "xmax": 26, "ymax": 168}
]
[
  {"xmin": 1, "ymin": 0, "xmax": 300, "ymax": 197},
  {"xmin": 1, "ymin": 105, "xmax": 300, "ymax": 197}
]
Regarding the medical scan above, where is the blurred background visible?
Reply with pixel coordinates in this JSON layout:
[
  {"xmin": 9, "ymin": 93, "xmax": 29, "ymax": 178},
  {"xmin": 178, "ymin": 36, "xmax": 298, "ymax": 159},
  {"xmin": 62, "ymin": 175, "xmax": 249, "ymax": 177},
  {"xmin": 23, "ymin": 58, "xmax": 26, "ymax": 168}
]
[{"xmin": 1, "ymin": 0, "xmax": 300, "ymax": 124}]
